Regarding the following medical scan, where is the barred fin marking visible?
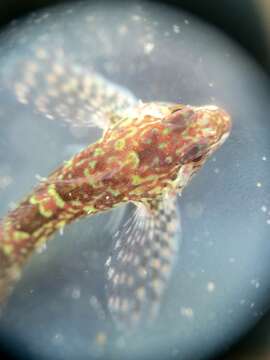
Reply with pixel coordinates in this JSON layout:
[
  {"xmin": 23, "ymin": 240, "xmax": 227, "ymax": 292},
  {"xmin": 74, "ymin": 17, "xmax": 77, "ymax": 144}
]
[
  {"xmin": 105, "ymin": 194, "xmax": 181, "ymax": 331},
  {"xmin": 8, "ymin": 47, "xmax": 137, "ymax": 130}
]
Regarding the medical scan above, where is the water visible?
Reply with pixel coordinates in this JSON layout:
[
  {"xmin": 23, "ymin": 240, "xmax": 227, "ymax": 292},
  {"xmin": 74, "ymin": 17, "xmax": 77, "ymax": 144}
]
[{"xmin": 0, "ymin": 1, "xmax": 270, "ymax": 359}]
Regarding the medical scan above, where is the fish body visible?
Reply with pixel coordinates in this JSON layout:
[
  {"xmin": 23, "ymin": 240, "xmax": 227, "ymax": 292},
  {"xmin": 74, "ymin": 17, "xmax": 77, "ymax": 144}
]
[{"xmin": 0, "ymin": 49, "xmax": 232, "ymax": 328}]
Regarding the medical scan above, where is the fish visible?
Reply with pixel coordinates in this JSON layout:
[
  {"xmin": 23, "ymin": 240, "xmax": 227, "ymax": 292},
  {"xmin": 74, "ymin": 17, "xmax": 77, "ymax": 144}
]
[{"xmin": 0, "ymin": 47, "xmax": 231, "ymax": 330}]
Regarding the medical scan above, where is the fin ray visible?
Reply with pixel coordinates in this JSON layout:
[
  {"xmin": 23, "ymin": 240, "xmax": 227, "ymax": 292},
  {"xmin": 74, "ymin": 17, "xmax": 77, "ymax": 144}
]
[
  {"xmin": 105, "ymin": 194, "xmax": 181, "ymax": 331},
  {"xmin": 6, "ymin": 47, "xmax": 137, "ymax": 130}
]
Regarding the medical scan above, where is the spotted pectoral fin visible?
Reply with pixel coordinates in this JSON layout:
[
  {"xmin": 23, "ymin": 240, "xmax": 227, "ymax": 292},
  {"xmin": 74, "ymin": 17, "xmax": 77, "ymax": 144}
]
[
  {"xmin": 105, "ymin": 195, "xmax": 181, "ymax": 331},
  {"xmin": 6, "ymin": 47, "xmax": 138, "ymax": 130}
]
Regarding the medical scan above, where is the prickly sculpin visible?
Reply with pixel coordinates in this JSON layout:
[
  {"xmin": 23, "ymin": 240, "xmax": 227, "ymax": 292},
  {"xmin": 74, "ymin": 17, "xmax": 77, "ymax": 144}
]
[{"xmin": 0, "ymin": 48, "xmax": 231, "ymax": 330}]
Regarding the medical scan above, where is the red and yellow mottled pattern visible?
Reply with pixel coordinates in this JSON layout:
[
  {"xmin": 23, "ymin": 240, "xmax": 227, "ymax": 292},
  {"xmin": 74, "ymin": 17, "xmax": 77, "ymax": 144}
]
[{"xmin": 0, "ymin": 102, "xmax": 231, "ymax": 303}]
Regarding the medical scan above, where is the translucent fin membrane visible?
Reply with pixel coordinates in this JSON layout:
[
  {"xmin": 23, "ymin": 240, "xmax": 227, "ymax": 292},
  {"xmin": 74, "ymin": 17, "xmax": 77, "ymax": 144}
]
[
  {"xmin": 7, "ymin": 47, "xmax": 137, "ymax": 130},
  {"xmin": 106, "ymin": 194, "xmax": 181, "ymax": 331}
]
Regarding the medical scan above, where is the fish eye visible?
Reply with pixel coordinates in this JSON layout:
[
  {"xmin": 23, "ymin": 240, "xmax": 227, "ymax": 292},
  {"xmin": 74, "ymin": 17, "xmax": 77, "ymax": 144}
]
[
  {"xmin": 192, "ymin": 155, "xmax": 203, "ymax": 162},
  {"xmin": 181, "ymin": 143, "xmax": 208, "ymax": 164}
]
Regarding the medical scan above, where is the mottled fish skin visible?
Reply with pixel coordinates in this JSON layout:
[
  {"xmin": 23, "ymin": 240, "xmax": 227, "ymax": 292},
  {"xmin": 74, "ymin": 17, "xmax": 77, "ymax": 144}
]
[{"xmin": 0, "ymin": 50, "xmax": 232, "ymax": 328}]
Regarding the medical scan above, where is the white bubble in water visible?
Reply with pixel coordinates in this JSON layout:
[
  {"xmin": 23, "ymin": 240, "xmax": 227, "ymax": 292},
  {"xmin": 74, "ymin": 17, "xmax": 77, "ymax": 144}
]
[
  {"xmin": 180, "ymin": 307, "xmax": 194, "ymax": 318},
  {"xmin": 144, "ymin": 42, "xmax": 155, "ymax": 54},
  {"xmin": 251, "ymin": 279, "xmax": 260, "ymax": 288},
  {"xmin": 207, "ymin": 282, "xmax": 216, "ymax": 292},
  {"xmin": 52, "ymin": 333, "xmax": 64, "ymax": 345},
  {"xmin": 71, "ymin": 287, "xmax": 81, "ymax": 299},
  {"xmin": 173, "ymin": 24, "xmax": 180, "ymax": 33}
]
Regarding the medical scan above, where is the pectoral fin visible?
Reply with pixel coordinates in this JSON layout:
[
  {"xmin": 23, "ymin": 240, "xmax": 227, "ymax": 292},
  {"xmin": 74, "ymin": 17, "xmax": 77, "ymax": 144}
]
[
  {"xmin": 6, "ymin": 47, "xmax": 137, "ymax": 130},
  {"xmin": 105, "ymin": 194, "xmax": 181, "ymax": 331}
]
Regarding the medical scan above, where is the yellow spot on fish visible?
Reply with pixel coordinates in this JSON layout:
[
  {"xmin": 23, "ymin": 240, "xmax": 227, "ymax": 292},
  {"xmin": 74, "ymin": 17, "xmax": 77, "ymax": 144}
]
[
  {"xmin": 94, "ymin": 148, "xmax": 104, "ymax": 157},
  {"xmin": 158, "ymin": 142, "xmax": 167, "ymax": 149},
  {"xmin": 84, "ymin": 205, "xmax": 96, "ymax": 214},
  {"xmin": 125, "ymin": 151, "xmax": 140, "ymax": 168},
  {"xmin": 13, "ymin": 231, "xmax": 30, "ymax": 242},
  {"xmin": 48, "ymin": 185, "xmax": 65, "ymax": 208},
  {"xmin": 55, "ymin": 220, "xmax": 66, "ymax": 229},
  {"xmin": 114, "ymin": 139, "xmax": 125, "ymax": 150},
  {"xmin": 64, "ymin": 159, "xmax": 73, "ymax": 168},
  {"xmin": 163, "ymin": 127, "xmax": 172, "ymax": 135},
  {"xmin": 131, "ymin": 175, "xmax": 142, "ymax": 186},
  {"xmin": 84, "ymin": 168, "xmax": 90, "ymax": 177},
  {"xmin": 89, "ymin": 160, "xmax": 97, "ymax": 169},
  {"xmin": 39, "ymin": 205, "xmax": 53, "ymax": 218},
  {"xmin": 108, "ymin": 188, "xmax": 120, "ymax": 196},
  {"xmin": 29, "ymin": 195, "xmax": 39, "ymax": 205},
  {"xmin": 3, "ymin": 244, "xmax": 14, "ymax": 256}
]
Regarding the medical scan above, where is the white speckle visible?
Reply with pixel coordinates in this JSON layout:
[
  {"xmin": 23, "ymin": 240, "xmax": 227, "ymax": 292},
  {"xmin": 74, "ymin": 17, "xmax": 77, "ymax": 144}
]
[
  {"xmin": 256, "ymin": 182, "xmax": 262, "ymax": 188},
  {"xmin": 250, "ymin": 302, "xmax": 255, "ymax": 309},
  {"xmin": 251, "ymin": 279, "xmax": 260, "ymax": 288},
  {"xmin": 59, "ymin": 227, "xmax": 64, "ymax": 236},
  {"xmin": 144, "ymin": 42, "xmax": 155, "ymax": 54},
  {"xmin": 262, "ymin": 156, "xmax": 267, "ymax": 161},
  {"xmin": 184, "ymin": 19, "xmax": 190, "ymax": 25},
  {"xmin": 132, "ymin": 14, "xmax": 141, "ymax": 21},
  {"xmin": 105, "ymin": 195, "xmax": 110, "ymax": 200},
  {"xmin": 267, "ymin": 219, "xmax": 270, "ymax": 225},
  {"xmin": 107, "ymin": 267, "xmax": 115, "ymax": 280},
  {"xmin": 173, "ymin": 24, "xmax": 180, "ymax": 33},
  {"xmin": 105, "ymin": 256, "xmax": 111, "ymax": 267},
  {"xmin": 261, "ymin": 205, "xmax": 267, "ymax": 213},
  {"xmin": 35, "ymin": 174, "xmax": 47, "ymax": 182},
  {"xmin": 36, "ymin": 243, "xmax": 47, "ymax": 254},
  {"xmin": 118, "ymin": 24, "xmax": 128, "ymax": 35},
  {"xmin": 229, "ymin": 257, "xmax": 236, "ymax": 263},
  {"xmin": 180, "ymin": 307, "xmax": 194, "ymax": 318},
  {"xmin": 46, "ymin": 114, "xmax": 54, "ymax": 120},
  {"xmin": 0, "ymin": 175, "xmax": 13, "ymax": 190},
  {"xmin": 52, "ymin": 333, "xmax": 64, "ymax": 345},
  {"xmin": 207, "ymin": 282, "xmax": 216, "ymax": 292},
  {"xmin": 85, "ymin": 15, "xmax": 95, "ymax": 23},
  {"xmin": 208, "ymin": 82, "xmax": 214, "ymax": 87},
  {"xmin": 214, "ymin": 167, "xmax": 220, "ymax": 174},
  {"xmin": 71, "ymin": 287, "xmax": 81, "ymax": 299}
]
